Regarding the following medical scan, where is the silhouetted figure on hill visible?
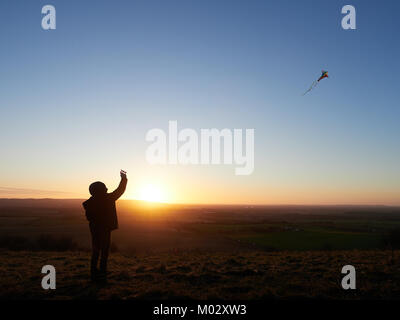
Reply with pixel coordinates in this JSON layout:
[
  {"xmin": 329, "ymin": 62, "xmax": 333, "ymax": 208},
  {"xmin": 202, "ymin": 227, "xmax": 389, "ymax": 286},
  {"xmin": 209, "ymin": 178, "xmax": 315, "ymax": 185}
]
[{"xmin": 83, "ymin": 170, "xmax": 127, "ymax": 282}]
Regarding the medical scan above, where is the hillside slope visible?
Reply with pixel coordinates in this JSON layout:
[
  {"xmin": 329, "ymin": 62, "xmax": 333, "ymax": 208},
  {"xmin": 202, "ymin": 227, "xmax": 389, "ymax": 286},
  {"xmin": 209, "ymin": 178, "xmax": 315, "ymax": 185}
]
[{"xmin": 1, "ymin": 250, "xmax": 400, "ymax": 300}]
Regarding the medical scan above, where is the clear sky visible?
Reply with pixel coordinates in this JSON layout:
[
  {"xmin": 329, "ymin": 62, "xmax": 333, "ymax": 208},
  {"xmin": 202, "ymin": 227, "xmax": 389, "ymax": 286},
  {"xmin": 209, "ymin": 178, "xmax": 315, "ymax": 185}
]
[{"xmin": 1, "ymin": 0, "xmax": 399, "ymax": 204}]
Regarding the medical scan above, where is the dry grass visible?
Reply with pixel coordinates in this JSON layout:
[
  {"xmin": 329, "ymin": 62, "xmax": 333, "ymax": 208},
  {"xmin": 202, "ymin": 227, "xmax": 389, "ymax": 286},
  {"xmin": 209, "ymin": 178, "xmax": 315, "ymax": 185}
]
[{"xmin": 1, "ymin": 249, "xmax": 400, "ymax": 300}]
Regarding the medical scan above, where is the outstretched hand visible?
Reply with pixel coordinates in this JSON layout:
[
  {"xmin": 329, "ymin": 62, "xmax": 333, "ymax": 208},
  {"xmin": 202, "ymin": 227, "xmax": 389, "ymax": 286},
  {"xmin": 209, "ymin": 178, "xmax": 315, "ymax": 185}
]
[{"xmin": 120, "ymin": 170, "xmax": 127, "ymax": 180}]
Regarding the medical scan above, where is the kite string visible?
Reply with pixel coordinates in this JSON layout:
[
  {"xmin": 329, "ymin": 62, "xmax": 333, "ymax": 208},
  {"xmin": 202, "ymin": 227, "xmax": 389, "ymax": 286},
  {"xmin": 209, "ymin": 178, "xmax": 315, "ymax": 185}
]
[{"xmin": 302, "ymin": 80, "xmax": 318, "ymax": 96}]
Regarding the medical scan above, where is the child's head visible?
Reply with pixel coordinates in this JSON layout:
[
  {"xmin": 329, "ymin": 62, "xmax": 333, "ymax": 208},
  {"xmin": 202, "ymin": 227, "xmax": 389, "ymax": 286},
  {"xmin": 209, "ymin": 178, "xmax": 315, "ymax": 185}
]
[{"xmin": 89, "ymin": 181, "xmax": 108, "ymax": 196}]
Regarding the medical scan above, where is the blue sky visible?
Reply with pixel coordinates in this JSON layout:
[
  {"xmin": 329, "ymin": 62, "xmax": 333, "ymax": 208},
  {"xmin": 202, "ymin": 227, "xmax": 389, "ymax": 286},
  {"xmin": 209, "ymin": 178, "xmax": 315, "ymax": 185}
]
[{"xmin": 0, "ymin": 0, "xmax": 399, "ymax": 204}]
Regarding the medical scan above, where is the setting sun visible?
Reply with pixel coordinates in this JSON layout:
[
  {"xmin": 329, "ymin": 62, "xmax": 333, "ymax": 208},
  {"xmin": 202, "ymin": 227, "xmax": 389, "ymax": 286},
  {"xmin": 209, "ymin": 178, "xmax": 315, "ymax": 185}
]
[{"xmin": 137, "ymin": 184, "xmax": 168, "ymax": 203}]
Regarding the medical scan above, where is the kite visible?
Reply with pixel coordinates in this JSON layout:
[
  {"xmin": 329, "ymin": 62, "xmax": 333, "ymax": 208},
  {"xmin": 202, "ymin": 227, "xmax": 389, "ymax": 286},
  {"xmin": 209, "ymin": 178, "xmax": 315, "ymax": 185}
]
[{"xmin": 303, "ymin": 70, "xmax": 329, "ymax": 95}]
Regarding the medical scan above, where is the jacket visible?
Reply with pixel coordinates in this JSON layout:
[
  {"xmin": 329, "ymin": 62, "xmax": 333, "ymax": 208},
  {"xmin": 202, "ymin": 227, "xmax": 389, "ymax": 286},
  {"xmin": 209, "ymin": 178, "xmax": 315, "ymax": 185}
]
[{"xmin": 82, "ymin": 178, "xmax": 127, "ymax": 230}]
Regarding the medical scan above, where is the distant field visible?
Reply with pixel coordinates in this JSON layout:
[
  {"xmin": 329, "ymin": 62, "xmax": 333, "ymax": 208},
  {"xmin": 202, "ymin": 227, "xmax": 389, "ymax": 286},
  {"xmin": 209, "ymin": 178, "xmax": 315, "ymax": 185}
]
[
  {"xmin": 1, "ymin": 199, "xmax": 400, "ymax": 252},
  {"xmin": 233, "ymin": 229, "xmax": 381, "ymax": 250},
  {"xmin": 189, "ymin": 223, "xmax": 386, "ymax": 251}
]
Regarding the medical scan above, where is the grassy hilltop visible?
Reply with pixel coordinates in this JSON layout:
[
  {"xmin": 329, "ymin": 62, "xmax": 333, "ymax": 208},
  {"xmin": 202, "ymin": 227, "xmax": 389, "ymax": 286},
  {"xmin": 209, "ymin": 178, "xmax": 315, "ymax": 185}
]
[{"xmin": 1, "ymin": 249, "xmax": 400, "ymax": 300}]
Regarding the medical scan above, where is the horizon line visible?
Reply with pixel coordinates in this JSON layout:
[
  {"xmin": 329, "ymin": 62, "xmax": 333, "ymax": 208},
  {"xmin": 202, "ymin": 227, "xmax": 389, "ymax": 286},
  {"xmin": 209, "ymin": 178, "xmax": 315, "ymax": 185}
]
[{"xmin": 0, "ymin": 198, "xmax": 399, "ymax": 207}]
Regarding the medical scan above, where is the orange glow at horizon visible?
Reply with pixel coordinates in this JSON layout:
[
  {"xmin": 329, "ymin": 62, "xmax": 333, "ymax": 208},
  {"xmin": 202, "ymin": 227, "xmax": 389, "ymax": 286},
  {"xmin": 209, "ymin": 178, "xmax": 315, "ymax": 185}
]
[
  {"xmin": 1, "ymin": 172, "xmax": 399, "ymax": 206},
  {"xmin": 135, "ymin": 183, "xmax": 169, "ymax": 203}
]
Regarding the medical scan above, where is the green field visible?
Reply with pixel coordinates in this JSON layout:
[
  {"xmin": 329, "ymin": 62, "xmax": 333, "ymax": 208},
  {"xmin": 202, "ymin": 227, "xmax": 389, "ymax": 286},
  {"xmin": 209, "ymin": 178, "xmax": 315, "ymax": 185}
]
[{"xmin": 190, "ymin": 222, "xmax": 390, "ymax": 250}]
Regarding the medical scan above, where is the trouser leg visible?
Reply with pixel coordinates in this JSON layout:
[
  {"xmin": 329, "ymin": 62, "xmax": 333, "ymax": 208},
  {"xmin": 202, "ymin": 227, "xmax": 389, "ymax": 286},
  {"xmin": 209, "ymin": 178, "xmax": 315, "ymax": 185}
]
[
  {"xmin": 90, "ymin": 224, "xmax": 100, "ymax": 277},
  {"xmin": 99, "ymin": 229, "xmax": 111, "ymax": 273}
]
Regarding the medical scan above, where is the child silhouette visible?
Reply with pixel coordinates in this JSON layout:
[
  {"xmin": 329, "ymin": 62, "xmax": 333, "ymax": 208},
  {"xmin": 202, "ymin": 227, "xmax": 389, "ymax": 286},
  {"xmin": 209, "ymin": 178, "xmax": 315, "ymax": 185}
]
[{"xmin": 83, "ymin": 170, "xmax": 127, "ymax": 282}]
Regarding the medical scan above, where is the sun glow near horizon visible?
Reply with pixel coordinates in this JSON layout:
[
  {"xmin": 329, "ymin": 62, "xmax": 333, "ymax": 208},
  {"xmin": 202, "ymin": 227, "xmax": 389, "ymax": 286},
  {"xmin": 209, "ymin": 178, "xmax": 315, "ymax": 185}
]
[{"xmin": 135, "ymin": 183, "xmax": 169, "ymax": 203}]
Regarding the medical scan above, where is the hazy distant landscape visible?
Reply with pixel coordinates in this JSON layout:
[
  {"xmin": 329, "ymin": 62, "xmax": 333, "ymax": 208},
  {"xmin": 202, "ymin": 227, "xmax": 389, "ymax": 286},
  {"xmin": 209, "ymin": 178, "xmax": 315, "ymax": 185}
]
[
  {"xmin": 1, "ymin": 199, "xmax": 400, "ymax": 299},
  {"xmin": 1, "ymin": 199, "xmax": 399, "ymax": 253}
]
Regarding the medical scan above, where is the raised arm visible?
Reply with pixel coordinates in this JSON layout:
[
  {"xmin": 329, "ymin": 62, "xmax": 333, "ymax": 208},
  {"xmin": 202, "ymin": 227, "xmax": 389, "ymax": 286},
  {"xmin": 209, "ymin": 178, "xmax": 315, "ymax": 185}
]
[{"xmin": 109, "ymin": 170, "xmax": 128, "ymax": 201}]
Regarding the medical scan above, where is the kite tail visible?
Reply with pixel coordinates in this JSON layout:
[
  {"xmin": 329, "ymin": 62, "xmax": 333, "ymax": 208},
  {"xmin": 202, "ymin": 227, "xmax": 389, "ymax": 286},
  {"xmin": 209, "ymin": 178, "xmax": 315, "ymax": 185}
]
[{"xmin": 302, "ymin": 80, "xmax": 318, "ymax": 96}]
